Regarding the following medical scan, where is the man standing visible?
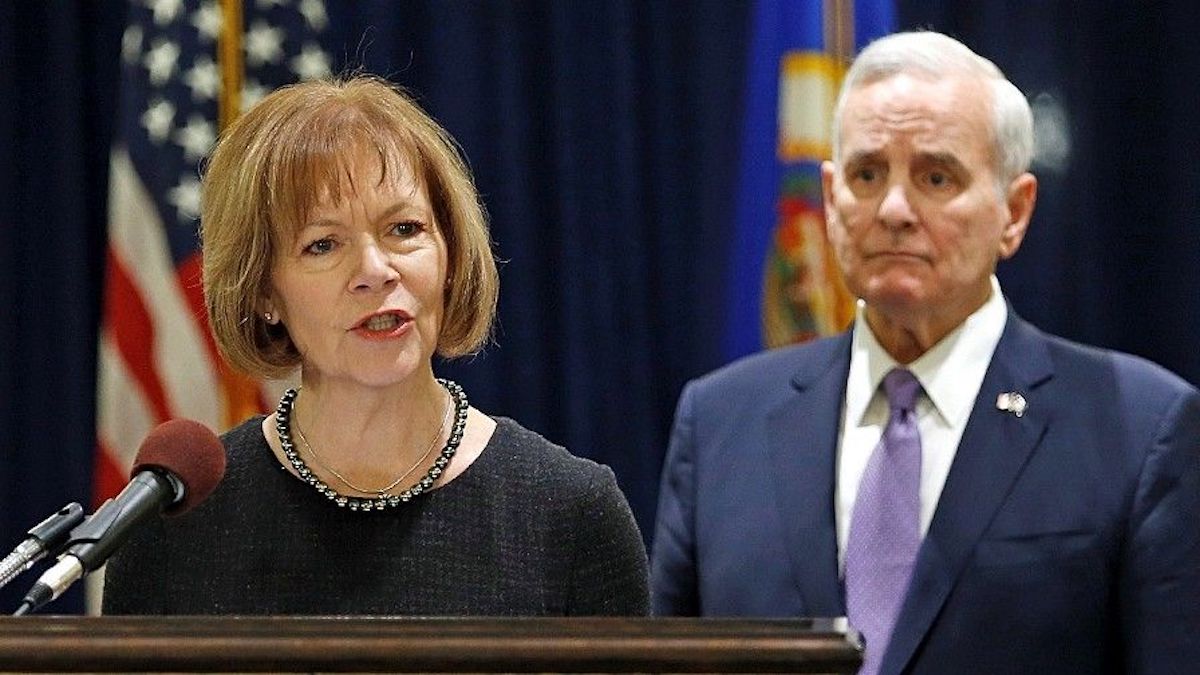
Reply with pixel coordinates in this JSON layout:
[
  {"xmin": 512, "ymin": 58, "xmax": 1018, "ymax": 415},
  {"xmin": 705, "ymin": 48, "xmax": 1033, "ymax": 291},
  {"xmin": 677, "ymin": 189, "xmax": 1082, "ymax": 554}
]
[{"xmin": 651, "ymin": 31, "xmax": 1200, "ymax": 675}]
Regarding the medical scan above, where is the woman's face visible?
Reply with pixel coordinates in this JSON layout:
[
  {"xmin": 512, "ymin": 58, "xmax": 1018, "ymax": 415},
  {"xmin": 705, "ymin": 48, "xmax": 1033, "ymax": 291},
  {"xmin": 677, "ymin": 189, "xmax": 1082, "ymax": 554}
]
[{"xmin": 266, "ymin": 149, "xmax": 448, "ymax": 389}]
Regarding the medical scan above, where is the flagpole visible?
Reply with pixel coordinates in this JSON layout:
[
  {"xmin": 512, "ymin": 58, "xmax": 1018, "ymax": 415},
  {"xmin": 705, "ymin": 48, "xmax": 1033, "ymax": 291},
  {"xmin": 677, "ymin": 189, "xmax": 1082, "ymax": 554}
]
[
  {"xmin": 824, "ymin": 0, "xmax": 856, "ymax": 63},
  {"xmin": 218, "ymin": 0, "xmax": 243, "ymax": 131}
]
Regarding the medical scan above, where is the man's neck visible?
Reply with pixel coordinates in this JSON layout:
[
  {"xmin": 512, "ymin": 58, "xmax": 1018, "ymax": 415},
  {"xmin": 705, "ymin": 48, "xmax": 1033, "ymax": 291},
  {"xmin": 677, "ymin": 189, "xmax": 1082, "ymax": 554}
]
[{"xmin": 863, "ymin": 284, "xmax": 994, "ymax": 364}]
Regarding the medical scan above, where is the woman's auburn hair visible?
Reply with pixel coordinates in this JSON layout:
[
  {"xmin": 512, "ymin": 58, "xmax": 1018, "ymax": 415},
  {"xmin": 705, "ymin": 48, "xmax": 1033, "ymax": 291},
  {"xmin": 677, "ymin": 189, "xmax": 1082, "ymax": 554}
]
[{"xmin": 201, "ymin": 75, "xmax": 498, "ymax": 379}]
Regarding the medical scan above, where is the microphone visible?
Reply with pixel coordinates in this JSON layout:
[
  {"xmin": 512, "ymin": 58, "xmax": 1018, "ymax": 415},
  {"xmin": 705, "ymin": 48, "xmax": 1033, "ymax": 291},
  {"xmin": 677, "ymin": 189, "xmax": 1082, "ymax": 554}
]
[
  {"xmin": 15, "ymin": 419, "xmax": 225, "ymax": 615},
  {"xmin": 0, "ymin": 503, "xmax": 85, "ymax": 590}
]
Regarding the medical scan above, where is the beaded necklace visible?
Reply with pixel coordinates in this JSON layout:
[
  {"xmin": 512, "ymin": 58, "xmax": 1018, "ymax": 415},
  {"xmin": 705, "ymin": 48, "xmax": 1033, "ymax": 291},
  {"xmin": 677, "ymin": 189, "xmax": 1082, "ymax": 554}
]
[
  {"xmin": 294, "ymin": 392, "xmax": 451, "ymax": 496},
  {"xmin": 274, "ymin": 379, "xmax": 468, "ymax": 511}
]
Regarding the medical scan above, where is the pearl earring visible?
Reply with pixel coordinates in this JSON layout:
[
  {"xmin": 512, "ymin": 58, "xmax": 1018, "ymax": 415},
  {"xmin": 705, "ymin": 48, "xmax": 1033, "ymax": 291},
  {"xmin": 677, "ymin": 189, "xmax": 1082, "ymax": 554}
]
[{"xmin": 264, "ymin": 312, "xmax": 273, "ymax": 323}]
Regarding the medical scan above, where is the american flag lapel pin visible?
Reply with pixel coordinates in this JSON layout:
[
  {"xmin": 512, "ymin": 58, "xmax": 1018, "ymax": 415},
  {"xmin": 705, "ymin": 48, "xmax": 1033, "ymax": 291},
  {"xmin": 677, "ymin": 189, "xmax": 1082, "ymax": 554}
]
[{"xmin": 995, "ymin": 392, "xmax": 1028, "ymax": 418}]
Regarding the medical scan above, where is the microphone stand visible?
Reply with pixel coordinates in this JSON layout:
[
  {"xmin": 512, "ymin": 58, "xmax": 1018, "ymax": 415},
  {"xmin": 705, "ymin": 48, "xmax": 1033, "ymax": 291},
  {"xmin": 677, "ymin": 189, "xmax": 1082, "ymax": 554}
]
[{"xmin": 0, "ymin": 503, "xmax": 85, "ymax": 590}]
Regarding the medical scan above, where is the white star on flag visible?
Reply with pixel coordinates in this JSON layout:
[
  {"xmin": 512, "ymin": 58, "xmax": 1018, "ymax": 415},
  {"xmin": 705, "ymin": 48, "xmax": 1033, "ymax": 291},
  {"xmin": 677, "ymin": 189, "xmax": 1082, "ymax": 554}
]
[
  {"xmin": 167, "ymin": 176, "xmax": 203, "ymax": 222},
  {"xmin": 121, "ymin": 26, "xmax": 144, "ymax": 65},
  {"xmin": 291, "ymin": 43, "xmax": 332, "ymax": 80},
  {"xmin": 299, "ymin": 0, "xmax": 329, "ymax": 31},
  {"xmin": 174, "ymin": 115, "xmax": 217, "ymax": 161},
  {"xmin": 144, "ymin": 39, "xmax": 180, "ymax": 85},
  {"xmin": 149, "ymin": 0, "xmax": 184, "ymax": 26},
  {"xmin": 191, "ymin": 1, "xmax": 223, "ymax": 42},
  {"xmin": 244, "ymin": 20, "xmax": 286, "ymax": 66},
  {"xmin": 141, "ymin": 98, "xmax": 176, "ymax": 142},
  {"xmin": 183, "ymin": 55, "xmax": 221, "ymax": 100},
  {"xmin": 241, "ymin": 79, "xmax": 270, "ymax": 111}
]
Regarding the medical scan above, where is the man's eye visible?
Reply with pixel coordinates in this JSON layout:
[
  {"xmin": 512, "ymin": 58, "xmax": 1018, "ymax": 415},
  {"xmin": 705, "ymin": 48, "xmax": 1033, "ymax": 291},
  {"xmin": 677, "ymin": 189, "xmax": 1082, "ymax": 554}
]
[
  {"xmin": 854, "ymin": 168, "xmax": 877, "ymax": 182},
  {"xmin": 925, "ymin": 171, "xmax": 956, "ymax": 189},
  {"xmin": 303, "ymin": 238, "xmax": 336, "ymax": 255}
]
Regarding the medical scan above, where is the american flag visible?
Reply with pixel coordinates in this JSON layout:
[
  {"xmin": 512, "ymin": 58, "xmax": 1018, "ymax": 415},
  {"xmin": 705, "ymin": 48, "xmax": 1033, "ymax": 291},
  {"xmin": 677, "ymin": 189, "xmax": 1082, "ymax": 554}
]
[{"xmin": 95, "ymin": 0, "xmax": 332, "ymax": 502}]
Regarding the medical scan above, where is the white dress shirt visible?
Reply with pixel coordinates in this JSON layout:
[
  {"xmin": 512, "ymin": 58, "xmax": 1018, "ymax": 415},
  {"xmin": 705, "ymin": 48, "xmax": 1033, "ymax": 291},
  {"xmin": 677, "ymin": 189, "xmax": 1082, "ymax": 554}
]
[{"xmin": 835, "ymin": 276, "xmax": 1008, "ymax": 571}]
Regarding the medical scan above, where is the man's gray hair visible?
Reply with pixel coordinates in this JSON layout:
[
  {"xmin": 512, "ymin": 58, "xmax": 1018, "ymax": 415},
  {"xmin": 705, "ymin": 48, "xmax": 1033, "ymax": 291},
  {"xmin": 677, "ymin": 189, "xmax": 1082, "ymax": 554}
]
[{"xmin": 831, "ymin": 31, "xmax": 1034, "ymax": 184}]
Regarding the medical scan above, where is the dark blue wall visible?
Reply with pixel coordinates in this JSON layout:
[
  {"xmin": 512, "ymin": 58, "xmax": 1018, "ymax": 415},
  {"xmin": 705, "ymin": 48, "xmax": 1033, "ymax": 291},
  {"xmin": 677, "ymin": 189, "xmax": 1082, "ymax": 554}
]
[{"xmin": 2, "ymin": 1, "xmax": 1197, "ymax": 613}]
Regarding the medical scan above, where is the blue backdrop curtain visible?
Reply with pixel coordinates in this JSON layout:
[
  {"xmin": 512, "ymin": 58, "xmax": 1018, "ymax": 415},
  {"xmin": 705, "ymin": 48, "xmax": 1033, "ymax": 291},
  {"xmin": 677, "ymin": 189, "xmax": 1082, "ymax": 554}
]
[
  {"xmin": 0, "ymin": 1, "xmax": 123, "ymax": 613},
  {"xmin": 322, "ymin": 0, "xmax": 747, "ymax": 550},
  {"xmin": 901, "ymin": 2, "xmax": 1200, "ymax": 384},
  {"xmin": 2, "ymin": 1, "xmax": 1199, "ymax": 614}
]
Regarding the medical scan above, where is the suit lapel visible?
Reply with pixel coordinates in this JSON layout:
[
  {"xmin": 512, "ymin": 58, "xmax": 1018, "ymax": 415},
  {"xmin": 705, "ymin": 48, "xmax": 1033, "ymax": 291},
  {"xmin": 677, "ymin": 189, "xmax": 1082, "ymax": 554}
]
[
  {"xmin": 882, "ymin": 313, "xmax": 1055, "ymax": 675},
  {"xmin": 766, "ymin": 332, "xmax": 853, "ymax": 616}
]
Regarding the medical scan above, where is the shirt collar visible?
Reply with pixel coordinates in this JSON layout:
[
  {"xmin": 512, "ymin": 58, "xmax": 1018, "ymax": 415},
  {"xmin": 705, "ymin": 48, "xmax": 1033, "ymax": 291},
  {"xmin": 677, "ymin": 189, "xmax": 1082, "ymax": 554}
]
[{"xmin": 846, "ymin": 276, "xmax": 1009, "ymax": 426}]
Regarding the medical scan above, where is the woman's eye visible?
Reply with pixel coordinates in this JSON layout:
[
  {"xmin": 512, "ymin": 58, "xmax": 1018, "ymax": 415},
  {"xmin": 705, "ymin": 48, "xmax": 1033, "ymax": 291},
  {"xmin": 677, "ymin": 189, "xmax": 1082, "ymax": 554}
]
[
  {"xmin": 390, "ymin": 221, "xmax": 422, "ymax": 237},
  {"xmin": 303, "ymin": 238, "xmax": 336, "ymax": 255}
]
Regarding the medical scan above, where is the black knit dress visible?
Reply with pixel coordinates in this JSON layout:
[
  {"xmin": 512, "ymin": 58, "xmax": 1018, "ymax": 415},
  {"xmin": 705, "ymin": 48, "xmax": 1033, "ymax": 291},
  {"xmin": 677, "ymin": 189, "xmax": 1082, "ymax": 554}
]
[{"xmin": 103, "ymin": 417, "xmax": 649, "ymax": 616}]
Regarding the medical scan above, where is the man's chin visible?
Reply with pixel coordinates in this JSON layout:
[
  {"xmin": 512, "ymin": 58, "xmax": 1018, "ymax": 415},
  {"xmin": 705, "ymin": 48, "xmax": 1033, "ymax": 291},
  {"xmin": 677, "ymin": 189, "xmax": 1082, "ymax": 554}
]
[{"xmin": 857, "ymin": 278, "xmax": 929, "ymax": 313}]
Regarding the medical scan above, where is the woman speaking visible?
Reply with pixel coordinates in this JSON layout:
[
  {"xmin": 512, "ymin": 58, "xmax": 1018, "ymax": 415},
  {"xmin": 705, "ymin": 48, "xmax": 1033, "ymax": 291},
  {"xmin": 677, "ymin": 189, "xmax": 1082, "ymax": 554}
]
[{"xmin": 103, "ymin": 76, "xmax": 648, "ymax": 616}]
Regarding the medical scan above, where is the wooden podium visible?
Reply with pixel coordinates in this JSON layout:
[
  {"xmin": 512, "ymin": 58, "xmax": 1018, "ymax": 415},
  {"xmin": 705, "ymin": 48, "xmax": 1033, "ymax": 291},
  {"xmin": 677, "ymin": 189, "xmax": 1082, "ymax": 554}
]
[{"xmin": 0, "ymin": 616, "xmax": 860, "ymax": 673}]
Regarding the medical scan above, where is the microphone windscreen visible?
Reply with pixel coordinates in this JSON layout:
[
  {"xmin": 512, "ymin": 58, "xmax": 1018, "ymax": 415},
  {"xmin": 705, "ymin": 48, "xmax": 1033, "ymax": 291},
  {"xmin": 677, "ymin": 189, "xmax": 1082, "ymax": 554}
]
[{"xmin": 130, "ymin": 419, "xmax": 227, "ymax": 516}]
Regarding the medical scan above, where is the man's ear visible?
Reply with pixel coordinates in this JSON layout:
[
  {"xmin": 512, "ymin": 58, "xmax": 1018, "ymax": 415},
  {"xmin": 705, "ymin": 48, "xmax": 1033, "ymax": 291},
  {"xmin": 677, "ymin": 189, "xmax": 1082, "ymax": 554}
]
[
  {"xmin": 999, "ymin": 172, "xmax": 1037, "ymax": 260},
  {"xmin": 821, "ymin": 160, "xmax": 839, "ymax": 234}
]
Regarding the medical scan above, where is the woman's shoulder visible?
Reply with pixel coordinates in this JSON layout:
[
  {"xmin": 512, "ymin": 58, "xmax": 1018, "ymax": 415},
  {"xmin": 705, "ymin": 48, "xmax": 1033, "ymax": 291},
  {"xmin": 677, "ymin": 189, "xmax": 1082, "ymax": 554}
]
[
  {"xmin": 216, "ymin": 415, "xmax": 276, "ymax": 476},
  {"xmin": 480, "ymin": 417, "xmax": 618, "ymax": 494},
  {"xmin": 176, "ymin": 415, "xmax": 285, "ymax": 520},
  {"xmin": 220, "ymin": 415, "xmax": 268, "ymax": 451}
]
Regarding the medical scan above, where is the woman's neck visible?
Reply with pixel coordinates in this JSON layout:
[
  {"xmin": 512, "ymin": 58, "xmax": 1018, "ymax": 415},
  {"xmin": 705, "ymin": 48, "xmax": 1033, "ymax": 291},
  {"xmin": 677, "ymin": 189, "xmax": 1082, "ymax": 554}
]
[{"xmin": 291, "ymin": 372, "xmax": 450, "ymax": 481}]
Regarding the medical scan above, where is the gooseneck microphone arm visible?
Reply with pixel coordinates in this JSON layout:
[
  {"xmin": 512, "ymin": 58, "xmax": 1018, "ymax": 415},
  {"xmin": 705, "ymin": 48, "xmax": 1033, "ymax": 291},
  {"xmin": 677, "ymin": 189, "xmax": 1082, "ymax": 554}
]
[
  {"xmin": 16, "ymin": 471, "xmax": 182, "ymax": 615},
  {"xmin": 11, "ymin": 418, "xmax": 225, "ymax": 616},
  {"xmin": 58, "ymin": 472, "xmax": 181, "ymax": 572},
  {"xmin": 0, "ymin": 503, "xmax": 85, "ymax": 590}
]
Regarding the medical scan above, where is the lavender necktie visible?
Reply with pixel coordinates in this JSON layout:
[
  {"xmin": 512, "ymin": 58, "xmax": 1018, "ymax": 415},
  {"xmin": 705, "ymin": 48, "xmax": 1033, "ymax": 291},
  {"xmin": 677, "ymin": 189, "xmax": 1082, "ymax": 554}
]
[{"xmin": 845, "ymin": 368, "xmax": 923, "ymax": 675}]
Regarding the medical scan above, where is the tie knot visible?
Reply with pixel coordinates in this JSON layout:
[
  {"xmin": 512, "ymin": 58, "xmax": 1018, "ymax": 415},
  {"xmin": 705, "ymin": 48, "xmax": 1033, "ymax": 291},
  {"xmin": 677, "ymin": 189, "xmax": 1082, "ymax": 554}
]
[{"xmin": 883, "ymin": 368, "xmax": 921, "ymax": 414}]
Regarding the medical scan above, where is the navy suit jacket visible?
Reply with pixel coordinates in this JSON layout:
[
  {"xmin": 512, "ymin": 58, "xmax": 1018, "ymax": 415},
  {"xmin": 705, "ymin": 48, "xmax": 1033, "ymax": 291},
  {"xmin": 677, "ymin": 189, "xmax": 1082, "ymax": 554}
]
[{"xmin": 651, "ymin": 311, "xmax": 1200, "ymax": 674}]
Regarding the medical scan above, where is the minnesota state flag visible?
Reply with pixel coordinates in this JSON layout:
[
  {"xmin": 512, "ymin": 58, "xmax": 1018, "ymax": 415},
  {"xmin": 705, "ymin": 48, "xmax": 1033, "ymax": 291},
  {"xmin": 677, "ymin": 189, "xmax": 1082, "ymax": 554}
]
[{"xmin": 725, "ymin": 0, "xmax": 894, "ymax": 360}]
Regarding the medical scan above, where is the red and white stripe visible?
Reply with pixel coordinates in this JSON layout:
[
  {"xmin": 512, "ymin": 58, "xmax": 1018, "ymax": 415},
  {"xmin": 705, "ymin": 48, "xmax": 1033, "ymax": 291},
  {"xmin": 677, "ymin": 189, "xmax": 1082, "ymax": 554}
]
[{"xmin": 94, "ymin": 148, "xmax": 225, "ymax": 499}]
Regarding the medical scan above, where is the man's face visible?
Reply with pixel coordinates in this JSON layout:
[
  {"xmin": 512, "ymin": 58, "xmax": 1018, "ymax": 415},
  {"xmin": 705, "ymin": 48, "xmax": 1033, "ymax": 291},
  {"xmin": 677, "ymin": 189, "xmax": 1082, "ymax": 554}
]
[{"xmin": 822, "ymin": 73, "xmax": 1034, "ymax": 331}]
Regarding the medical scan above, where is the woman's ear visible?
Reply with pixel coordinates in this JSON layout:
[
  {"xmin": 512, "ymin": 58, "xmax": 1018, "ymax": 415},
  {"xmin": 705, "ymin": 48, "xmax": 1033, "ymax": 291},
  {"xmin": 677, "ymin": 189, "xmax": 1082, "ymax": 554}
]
[{"xmin": 259, "ymin": 297, "xmax": 279, "ymax": 325}]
